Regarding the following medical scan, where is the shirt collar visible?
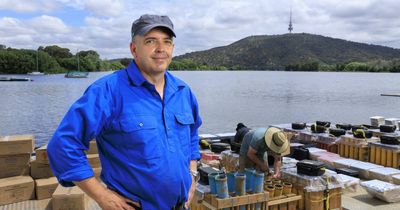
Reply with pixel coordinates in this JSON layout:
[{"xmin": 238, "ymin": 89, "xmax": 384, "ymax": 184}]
[
  {"xmin": 126, "ymin": 60, "xmax": 147, "ymax": 87},
  {"xmin": 126, "ymin": 60, "xmax": 186, "ymax": 90}
]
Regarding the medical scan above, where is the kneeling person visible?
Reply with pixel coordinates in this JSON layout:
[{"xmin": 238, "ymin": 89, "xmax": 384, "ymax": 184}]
[{"xmin": 239, "ymin": 127, "xmax": 288, "ymax": 178}]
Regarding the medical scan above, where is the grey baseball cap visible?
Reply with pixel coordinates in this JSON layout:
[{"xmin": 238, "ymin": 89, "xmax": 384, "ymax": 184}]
[{"xmin": 131, "ymin": 14, "xmax": 176, "ymax": 38}]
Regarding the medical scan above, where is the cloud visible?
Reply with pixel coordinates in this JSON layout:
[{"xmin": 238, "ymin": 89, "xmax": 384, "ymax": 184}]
[
  {"xmin": 0, "ymin": 0, "xmax": 59, "ymax": 13},
  {"xmin": 28, "ymin": 15, "xmax": 69, "ymax": 33},
  {"xmin": 55, "ymin": 0, "xmax": 124, "ymax": 17}
]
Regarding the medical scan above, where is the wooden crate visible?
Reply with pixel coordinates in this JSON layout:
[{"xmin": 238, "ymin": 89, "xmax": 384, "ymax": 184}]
[
  {"xmin": 316, "ymin": 142, "xmax": 338, "ymax": 154},
  {"xmin": 268, "ymin": 193, "xmax": 301, "ymax": 210},
  {"xmin": 293, "ymin": 185, "xmax": 342, "ymax": 210},
  {"xmin": 369, "ymin": 142, "xmax": 400, "ymax": 168},
  {"xmin": 338, "ymin": 136, "xmax": 370, "ymax": 161},
  {"xmin": 202, "ymin": 192, "xmax": 268, "ymax": 210}
]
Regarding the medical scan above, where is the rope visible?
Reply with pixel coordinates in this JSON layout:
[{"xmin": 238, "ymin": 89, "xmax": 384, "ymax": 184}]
[
  {"xmin": 354, "ymin": 129, "xmax": 368, "ymax": 142},
  {"xmin": 307, "ymin": 192, "xmax": 342, "ymax": 203},
  {"xmin": 325, "ymin": 175, "xmax": 330, "ymax": 210}
]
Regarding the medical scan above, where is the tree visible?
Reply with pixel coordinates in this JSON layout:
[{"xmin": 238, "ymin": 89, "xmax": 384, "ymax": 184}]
[
  {"xmin": 42, "ymin": 45, "xmax": 72, "ymax": 58},
  {"xmin": 120, "ymin": 58, "xmax": 131, "ymax": 67}
]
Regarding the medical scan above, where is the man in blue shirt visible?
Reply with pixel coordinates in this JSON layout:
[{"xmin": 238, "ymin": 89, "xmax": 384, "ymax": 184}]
[{"xmin": 47, "ymin": 14, "xmax": 202, "ymax": 210}]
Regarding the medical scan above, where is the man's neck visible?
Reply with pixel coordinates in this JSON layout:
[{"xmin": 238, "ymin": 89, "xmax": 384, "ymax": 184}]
[{"xmin": 140, "ymin": 70, "xmax": 165, "ymax": 99}]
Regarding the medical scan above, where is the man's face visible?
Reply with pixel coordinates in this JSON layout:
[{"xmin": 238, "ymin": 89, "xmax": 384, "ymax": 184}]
[{"xmin": 130, "ymin": 28, "xmax": 174, "ymax": 76}]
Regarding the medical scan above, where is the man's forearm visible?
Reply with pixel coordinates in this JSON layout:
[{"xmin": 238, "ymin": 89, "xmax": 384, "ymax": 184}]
[
  {"xmin": 74, "ymin": 177, "xmax": 108, "ymax": 202},
  {"xmin": 273, "ymin": 158, "xmax": 282, "ymax": 175}
]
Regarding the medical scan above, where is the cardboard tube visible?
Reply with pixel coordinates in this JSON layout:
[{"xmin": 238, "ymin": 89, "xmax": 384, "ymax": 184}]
[
  {"xmin": 354, "ymin": 147, "xmax": 359, "ymax": 161},
  {"xmin": 267, "ymin": 185, "xmax": 275, "ymax": 198},
  {"xmin": 393, "ymin": 152, "xmax": 399, "ymax": 168},
  {"xmin": 306, "ymin": 191, "xmax": 324, "ymax": 210},
  {"xmin": 349, "ymin": 145, "xmax": 354, "ymax": 159},
  {"xmin": 386, "ymin": 150, "xmax": 393, "ymax": 167},
  {"xmin": 274, "ymin": 184, "xmax": 283, "ymax": 197},
  {"xmin": 370, "ymin": 145, "xmax": 376, "ymax": 163},
  {"xmin": 376, "ymin": 146, "xmax": 381, "ymax": 165},
  {"xmin": 344, "ymin": 144, "xmax": 349, "ymax": 158},
  {"xmin": 283, "ymin": 182, "xmax": 292, "ymax": 195},
  {"xmin": 359, "ymin": 146, "xmax": 367, "ymax": 161},
  {"xmin": 381, "ymin": 147, "xmax": 387, "ymax": 166}
]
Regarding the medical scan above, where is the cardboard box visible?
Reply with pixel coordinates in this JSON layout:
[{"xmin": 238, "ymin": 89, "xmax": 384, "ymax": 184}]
[
  {"xmin": 35, "ymin": 144, "xmax": 48, "ymax": 164},
  {"xmin": 30, "ymin": 159, "xmax": 54, "ymax": 179},
  {"xmin": 0, "ymin": 135, "xmax": 34, "ymax": 155},
  {"xmin": 52, "ymin": 185, "xmax": 85, "ymax": 210},
  {"xmin": 87, "ymin": 154, "xmax": 101, "ymax": 168},
  {"xmin": 86, "ymin": 140, "xmax": 98, "ymax": 154},
  {"xmin": 35, "ymin": 177, "xmax": 59, "ymax": 200},
  {"xmin": 0, "ymin": 176, "xmax": 35, "ymax": 205},
  {"xmin": 0, "ymin": 154, "xmax": 31, "ymax": 179}
]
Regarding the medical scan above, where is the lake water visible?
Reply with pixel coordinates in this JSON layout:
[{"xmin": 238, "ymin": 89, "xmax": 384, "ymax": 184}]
[{"xmin": 1, "ymin": 71, "xmax": 400, "ymax": 147}]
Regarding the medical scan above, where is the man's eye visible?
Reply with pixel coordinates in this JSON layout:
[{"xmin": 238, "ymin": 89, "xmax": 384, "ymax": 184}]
[
  {"xmin": 145, "ymin": 40, "xmax": 155, "ymax": 45},
  {"xmin": 165, "ymin": 40, "xmax": 173, "ymax": 45}
]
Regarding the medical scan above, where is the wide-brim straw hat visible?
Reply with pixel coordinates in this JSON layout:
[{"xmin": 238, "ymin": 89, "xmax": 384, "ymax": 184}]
[{"xmin": 264, "ymin": 127, "xmax": 289, "ymax": 154}]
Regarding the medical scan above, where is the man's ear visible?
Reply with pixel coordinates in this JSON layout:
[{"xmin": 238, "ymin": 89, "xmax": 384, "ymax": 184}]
[{"xmin": 129, "ymin": 42, "xmax": 136, "ymax": 58}]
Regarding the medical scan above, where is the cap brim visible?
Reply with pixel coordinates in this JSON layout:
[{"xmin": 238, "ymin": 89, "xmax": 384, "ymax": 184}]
[
  {"xmin": 136, "ymin": 24, "xmax": 176, "ymax": 37},
  {"xmin": 264, "ymin": 127, "xmax": 289, "ymax": 154}
]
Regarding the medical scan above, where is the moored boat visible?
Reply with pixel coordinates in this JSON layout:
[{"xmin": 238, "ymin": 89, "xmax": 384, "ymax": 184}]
[
  {"xmin": 0, "ymin": 77, "xmax": 32, "ymax": 81},
  {"xmin": 64, "ymin": 71, "xmax": 89, "ymax": 78}
]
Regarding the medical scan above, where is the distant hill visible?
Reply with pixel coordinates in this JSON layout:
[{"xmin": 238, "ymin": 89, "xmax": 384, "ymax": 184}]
[{"xmin": 174, "ymin": 33, "xmax": 400, "ymax": 70}]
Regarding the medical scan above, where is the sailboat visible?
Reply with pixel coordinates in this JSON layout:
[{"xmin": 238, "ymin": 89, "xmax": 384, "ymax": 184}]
[
  {"xmin": 27, "ymin": 50, "xmax": 45, "ymax": 75},
  {"xmin": 65, "ymin": 50, "xmax": 89, "ymax": 78}
]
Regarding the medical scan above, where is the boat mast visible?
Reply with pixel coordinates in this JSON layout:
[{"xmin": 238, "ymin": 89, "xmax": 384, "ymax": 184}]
[
  {"xmin": 77, "ymin": 50, "xmax": 80, "ymax": 71},
  {"xmin": 36, "ymin": 50, "xmax": 39, "ymax": 72}
]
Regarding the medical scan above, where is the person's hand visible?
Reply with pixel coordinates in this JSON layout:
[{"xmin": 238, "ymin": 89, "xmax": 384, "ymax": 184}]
[
  {"xmin": 97, "ymin": 189, "xmax": 137, "ymax": 210},
  {"xmin": 272, "ymin": 172, "xmax": 281, "ymax": 179},
  {"xmin": 184, "ymin": 176, "xmax": 197, "ymax": 209}
]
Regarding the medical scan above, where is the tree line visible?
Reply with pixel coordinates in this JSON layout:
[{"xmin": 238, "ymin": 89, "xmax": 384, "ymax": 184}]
[
  {"xmin": 0, "ymin": 45, "xmax": 125, "ymax": 74},
  {"xmin": 285, "ymin": 59, "xmax": 400, "ymax": 72}
]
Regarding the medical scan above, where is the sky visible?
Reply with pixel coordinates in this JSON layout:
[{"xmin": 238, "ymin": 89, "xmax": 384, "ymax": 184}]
[{"xmin": 1, "ymin": 0, "xmax": 400, "ymax": 59}]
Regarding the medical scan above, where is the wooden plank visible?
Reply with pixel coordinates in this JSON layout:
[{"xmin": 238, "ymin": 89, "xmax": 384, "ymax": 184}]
[
  {"xmin": 268, "ymin": 195, "xmax": 301, "ymax": 206},
  {"xmin": 202, "ymin": 192, "xmax": 269, "ymax": 209}
]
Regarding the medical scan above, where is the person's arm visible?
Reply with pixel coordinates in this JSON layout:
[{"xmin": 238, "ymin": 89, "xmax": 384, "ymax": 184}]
[
  {"xmin": 247, "ymin": 147, "xmax": 269, "ymax": 172},
  {"xmin": 185, "ymin": 90, "xmax": 202, "ymax": 209},
  {"xmin": 272, "ymin": 155, "xmax": 282, "ymax": 178},
  {"xmin": 74, "ymin": 177, "xmax": 135, "ymax": 210},
  {"xmin": 47, "ymin": 84, "xmax": 112, "ymax": 185},
  {"xmin": 185, "ymin": 160, "xmax": 198, "ymax": 209}
]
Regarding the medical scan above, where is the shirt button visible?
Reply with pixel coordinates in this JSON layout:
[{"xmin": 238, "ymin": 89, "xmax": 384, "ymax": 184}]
[
  {"xmin": 167, "ymin": 127, "xmax": 171, "ymax": 131},
  {"xmin": 139, "ymin": 123, "xmax": 144, "ymax": 127}
]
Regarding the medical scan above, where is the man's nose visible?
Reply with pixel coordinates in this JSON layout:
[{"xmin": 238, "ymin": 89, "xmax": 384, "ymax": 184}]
[{"xmin": 155, "ymin": 41, "xmax": 166, "ymax": 52}]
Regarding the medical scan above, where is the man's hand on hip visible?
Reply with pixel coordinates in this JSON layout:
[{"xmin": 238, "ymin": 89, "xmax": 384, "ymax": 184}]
[{"xmin": 98, "ymin": 189, "xmax": 137, "ymax": 210}]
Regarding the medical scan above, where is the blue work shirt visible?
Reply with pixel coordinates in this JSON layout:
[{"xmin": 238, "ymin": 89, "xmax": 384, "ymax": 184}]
[{"xmin": 47, "ymin": 61, "xmax": 202, "ymax": 210}]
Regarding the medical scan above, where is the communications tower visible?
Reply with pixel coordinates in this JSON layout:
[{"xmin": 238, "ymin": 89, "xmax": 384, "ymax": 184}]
[{"xmin": 288, "ymin": 7, "xmax": 293, "ymax": 33}]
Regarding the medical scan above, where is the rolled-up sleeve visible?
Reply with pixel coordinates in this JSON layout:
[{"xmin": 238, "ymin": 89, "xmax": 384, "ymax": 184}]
[{"xmin": 47, "ymin": 84, "xmax": 112, "ymax": 186}]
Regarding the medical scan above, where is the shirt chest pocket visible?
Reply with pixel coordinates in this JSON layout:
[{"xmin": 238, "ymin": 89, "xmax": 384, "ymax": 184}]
[
  {"xmin": 119, "ymin": 115, "xmax": 161, "ymax": 161},
  {"xmin": 174, "ymin": 113, "xmax": 194, "ymax": 156}
]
